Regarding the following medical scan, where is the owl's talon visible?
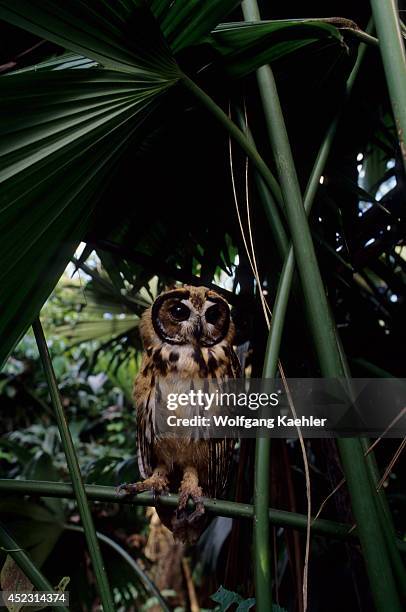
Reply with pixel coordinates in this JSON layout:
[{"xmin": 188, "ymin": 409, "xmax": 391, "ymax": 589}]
[
  {"xmin": 187, "ymin": 499, "xmax": 205, "ymax": 525},
  {"xmin": 117, "ymin": 468, "xmax": 169, "ymax": 499},
  {"xmin": 153, "ymin": 485, "xmax": 169, "ymax": 502},
  {"xmin": 116, "ymin": 482, "xmax": 144, "ymax": 497},
  {"xmin": 116, "ymin": 482, "xmax": 127, "ymax": 496},
  {"xmin": 177, "ymin": 488, "xmax": 205, "ymax": 517}
]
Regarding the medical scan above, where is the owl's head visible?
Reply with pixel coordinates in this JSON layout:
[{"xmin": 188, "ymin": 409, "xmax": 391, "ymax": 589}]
[{"xmin": 141, "ymin": 286, "xmax": 234, "ymax": 347}]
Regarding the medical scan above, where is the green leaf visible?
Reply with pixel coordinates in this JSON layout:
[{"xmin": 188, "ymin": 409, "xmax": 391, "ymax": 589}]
[
  {"xmin": 0, "ymin": 0, "xmax": 181, "ymax": 368},
  {"xmin": 210, "ymin": 586, "xmax": 285, "ymax": 612},
  {"xmin": 98, "ymin": 251, "xmax": 126, "ymax": 294},
  {"xmin": 0, "ymin": 0, "xmax": 179, "ymax": 78},
  {"xmin": 211, "ymin": 586, "xmax": 255, "ymax": 612},
  {"xmin": 56, "ymin": 318, "xmax": 139, "ymax": 346},
  {"xmin": 0, "ymin": 70, "xmax": 164, "ymax": 367},
  {"xmin": 207, "ymin": 19, "xmax": 346, "ymax": 78},
  {"xmin": 11, "ymin": 53, "xmax": 97, "ymax": 74},
  {"xmin": 236, "ymin": 601, "xmax": 257, "ymax": 612},
  {"xmin": 151, "ymin": 0, "xmax": 241, "ymax": 53}
]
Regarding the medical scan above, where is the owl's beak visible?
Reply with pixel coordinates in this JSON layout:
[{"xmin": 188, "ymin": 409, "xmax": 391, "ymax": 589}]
[{"xmin": 193, "ymin": 318, "xmax": 203, "ymax": 340}]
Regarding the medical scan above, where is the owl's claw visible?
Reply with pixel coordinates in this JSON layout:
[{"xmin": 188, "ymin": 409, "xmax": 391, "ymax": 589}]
[
  {"xmin": 187, "ymin": 499, "xmax": 205, "ymax": 524},
  {"xmin": 116, "ymin": 482, "xmax": 145, "ymax": 497},
  {"xmin": 116, "ymin": 472, "xmax": 169, "ymax": 499},
  {"xmin": 177, "ymin": 488, "xmax": 205, "ymax": 521},
  {"xmin": 174, "ymin": 467, "xmax": 205, "ymax": 528}
]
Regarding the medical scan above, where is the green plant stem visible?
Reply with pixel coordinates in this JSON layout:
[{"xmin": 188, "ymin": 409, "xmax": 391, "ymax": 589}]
[
  {"xmin": 3, "ymin": 479, "xmax": 406, "ymax": 553},
  {"xmin": 182, "ymin": 35, "xmax": 402, "ymax": 611},
  {"xmin": 232, "ymin": 109, "xmax": 282, "ymax": 612},
  {"xmin": 370, "ymin": 0, "xmax": 406, "ymax": 173},
  {"xmin": 273, "ymin": 18, "xmax": 379, "ymax": 48},
  {"xmin": 262, "ymin": 17, "xmax": 406, "ymax": 601},
  {"xmin": 341, "ymin": 440, "xmax": 402, "ymax": 608},
  {"xmin": 240, "ymin": 2, "xmax": 343, "ymax": 378},
  {"xmin": 182, "ymin": 62, "xmax": 402, "ymax": 611},
  {"xmin": 0, "ymin": 521, "xmax": 69, "ymax": 612},
  {"xmin": 32, "ymin": 319, "xmax": 114, "ymax": 612},
  {"xmin": 252, "ymin": 325, "xmax": 277, "ymax": 611},
  {"xmin": 345, "ymin": 28, "xmax": 379, "ymax": 47},
  {"xmin": 360, "ymin": 439, "xmax": 406, "ymax": 600},
  {"xmin": 255, "ymin": 174, "xmax": 288, "ymax": 257},
  {"xmin": 252, "ymin": 434, "xmax": 272, "ymax": 611},
  {"xmin": 235, "ymin": 34, "xmax": 369, "ymax": 607},
  {"xmin": 262, "ymin": 20, "xmax": 370, "ymax": 381},
  {"xmin": 65, "ymin": 524, "xmax": 171, "ymax": 612},
  {"xmin": 240, "ymin": 1, "xmax": 401, "ymax": 609}
]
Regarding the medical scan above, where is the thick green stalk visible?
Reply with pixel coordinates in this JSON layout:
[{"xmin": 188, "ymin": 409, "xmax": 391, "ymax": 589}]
[
  {"xmin": 249, "ymin": 324, "xmax": 280, "ymax": 612},
  {"xmin": 0, "ymin": 481, "xmax": 382, "ymax": 544},
  {"xmin": 346, "ymin": 28, "xmax": 379, "ymax": 48},
  {"xmin": 266, "ymin": 17, "xmax": 404, "ymax": 588},
  {"xmin": 240, "ymin": 2, "xmax": 401, "ymax": 610},
  {"xmin": 370, "ymin": 0, "xmax": 406, "ymax": 173},
  {"xmin": 232, "ymin": 107, "xmax": 286, "ymax": 611},
  {"xmin": 263, "ymin": 20, "xmax": 370, "ymax": 381},
  {"xmin": 252, "ymin": 435, "xmax": 272, "ymax": 611},
  {"xmin": 255, "ymin": 174, "xmax": 288, "ymax": 257},
  {"xmin": 182, "ymin": 62, "xmax": 402, "ymax": 612},
  {"xmin": 0, "ymin": 521, "xmax": 69, "ymax": 612},
  {"xmin": 1, "ymin": 479, "xmax": 405, "ymax": 555},
  {"xmin": 360, "ymin": 439, "xmax": 406, "ymax": 600},
  {"xmin": 32, "ymin": 320, "xmax": 114, "ymax": 612},
  {"xmin": 339, "ymin": 442, "xmax": 402, "ymax": 610},
  {"xmin": 182, "ymin": 59, "xmax": 402, "ymax": 612},
  {"xmin": 241, "ymin": 0, "xmax": 341, "ymax": 377}
]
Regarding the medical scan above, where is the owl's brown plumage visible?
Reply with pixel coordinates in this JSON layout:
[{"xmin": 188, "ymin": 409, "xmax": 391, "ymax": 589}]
[{"xmin": 118, "ymin": 285, "xmax": 241, "ymax": 543}]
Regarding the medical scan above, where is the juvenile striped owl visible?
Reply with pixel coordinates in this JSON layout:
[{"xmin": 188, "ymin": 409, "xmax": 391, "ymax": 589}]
[{"xmin": 118, "ymin": 285, "xmax": 241, "ymax": 542}]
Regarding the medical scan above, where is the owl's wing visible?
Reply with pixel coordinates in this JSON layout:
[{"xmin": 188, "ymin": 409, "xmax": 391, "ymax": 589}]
[
  {"xmin": 207, "ymin": 438, "xmax": 235, "ymax": 498},
  {"xmin": 207, "ymin": 346, "xmax": 240, "ymax": 496},
  {"xmin": 136, "ymin": 386, "xmax": 156, "ymax": 480},
  {"xmin": 229, "ymin": 346, "xmax": 242, "ymax": 378}
]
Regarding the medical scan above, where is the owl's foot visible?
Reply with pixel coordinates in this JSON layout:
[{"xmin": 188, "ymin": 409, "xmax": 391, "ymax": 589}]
[
  {"xmin": 116, "ymin": 467, "xmax": 169, "ymax": 500},
  {"xmin": 177, "ymin": 488, "xmax": 205, "ymax": 523},
  {"xmin": 174, "ymin": 466, "xmax": 205, "ymax": 525}
]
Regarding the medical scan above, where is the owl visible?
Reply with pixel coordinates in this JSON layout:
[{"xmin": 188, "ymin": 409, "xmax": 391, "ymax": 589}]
[{"xmin": 118, "ymin": 285, "xmax": 241, "ymax": 542}]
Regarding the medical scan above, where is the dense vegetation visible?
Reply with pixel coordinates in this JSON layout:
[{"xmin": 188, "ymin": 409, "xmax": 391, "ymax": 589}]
[{"xmin": 0, "ymin": 0, "xmax": 405, "ymax": 610}]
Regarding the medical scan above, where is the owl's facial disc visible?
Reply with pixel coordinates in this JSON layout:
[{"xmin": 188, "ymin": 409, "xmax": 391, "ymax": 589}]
[{"xmin": 151, "ymin": 288, "xmax": 231, "ymax": 346}]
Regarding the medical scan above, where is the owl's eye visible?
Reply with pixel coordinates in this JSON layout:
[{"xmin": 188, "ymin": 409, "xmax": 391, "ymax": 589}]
[
  {"xmin": 169, "ymin": 302, "xmax": 190, "ymax": 321},
  {"xmin": 205, "ymin": 304, "xmax": 222, "ymax": 325}
]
